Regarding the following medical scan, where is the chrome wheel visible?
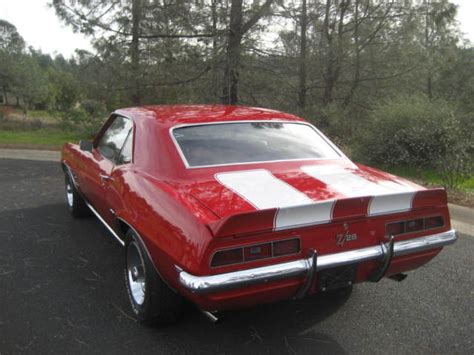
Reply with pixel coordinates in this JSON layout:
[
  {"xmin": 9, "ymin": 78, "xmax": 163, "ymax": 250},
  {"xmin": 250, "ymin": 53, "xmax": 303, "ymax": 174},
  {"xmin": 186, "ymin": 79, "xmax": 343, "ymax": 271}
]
[
  {"xmin": 66, "ymin": 180, "xmax": 73, "ymax": 207},
  {"xmin": 127, "ymin": 242, "xmax": 146, "ymax": 306}
]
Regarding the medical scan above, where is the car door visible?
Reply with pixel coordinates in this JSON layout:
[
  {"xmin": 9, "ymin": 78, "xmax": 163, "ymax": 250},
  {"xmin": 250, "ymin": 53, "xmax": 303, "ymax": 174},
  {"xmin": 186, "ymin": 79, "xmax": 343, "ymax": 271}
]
[
  {"xmin": 105, "ymin": 127, "xmax": 134, "ymax": 223},
  {"xmin": 81, "ymin": 115, "xmax": 133, "ymax": 220}
]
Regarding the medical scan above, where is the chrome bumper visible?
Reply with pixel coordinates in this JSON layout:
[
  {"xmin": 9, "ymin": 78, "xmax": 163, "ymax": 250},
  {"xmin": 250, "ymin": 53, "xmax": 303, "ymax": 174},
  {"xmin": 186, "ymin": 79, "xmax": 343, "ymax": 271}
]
[{"xmin": 178, "ymin": 229, "xmax": 457, "ymax": 294}]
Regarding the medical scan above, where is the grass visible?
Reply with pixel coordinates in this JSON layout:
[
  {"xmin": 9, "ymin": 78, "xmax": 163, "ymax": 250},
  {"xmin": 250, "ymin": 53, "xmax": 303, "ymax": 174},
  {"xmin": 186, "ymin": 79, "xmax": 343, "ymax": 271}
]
[
  {"xmin": 0, "ymin": 129, "xmax": 81, "ymax": 149},
  {"xmin": 0, "ymin": 107, "xmax": 88, "ymax": 149},
  {"xmin": 384, "ymin": 166, "xmax": 474, "ymax": 192}
]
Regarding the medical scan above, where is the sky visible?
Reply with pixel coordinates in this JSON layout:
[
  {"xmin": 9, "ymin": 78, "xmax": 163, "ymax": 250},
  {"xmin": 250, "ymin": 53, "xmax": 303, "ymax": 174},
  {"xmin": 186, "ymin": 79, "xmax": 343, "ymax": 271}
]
[{"xmin": 0, "ymin": 0, "xmax": 473, "ymax": 58}]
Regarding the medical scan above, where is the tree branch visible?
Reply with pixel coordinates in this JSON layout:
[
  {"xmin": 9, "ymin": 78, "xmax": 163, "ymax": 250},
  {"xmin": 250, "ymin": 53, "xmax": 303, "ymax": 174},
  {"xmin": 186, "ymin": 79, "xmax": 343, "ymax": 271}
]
[{"xmin": 241, "ymin": 0, "xmax": 274, "ymax": 35}]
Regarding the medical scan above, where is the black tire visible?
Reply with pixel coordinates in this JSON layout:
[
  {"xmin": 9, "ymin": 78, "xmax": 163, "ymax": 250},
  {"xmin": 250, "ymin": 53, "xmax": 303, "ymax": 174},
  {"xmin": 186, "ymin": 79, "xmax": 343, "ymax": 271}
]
[
  {"xmin": 124, "ymin": 229, "xmax": 183, "ymax": 325},
  {"xmin": 65, "ymin": 174, "xmax": 91, "ymax": 218}
]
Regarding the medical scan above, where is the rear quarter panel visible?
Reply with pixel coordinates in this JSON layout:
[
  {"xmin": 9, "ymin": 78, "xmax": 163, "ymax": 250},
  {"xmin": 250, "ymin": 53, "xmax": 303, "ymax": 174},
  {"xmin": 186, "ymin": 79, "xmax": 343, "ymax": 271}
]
[{"xmin": 113, "ymin": 169, "xmax": 220, "ymax": 291}]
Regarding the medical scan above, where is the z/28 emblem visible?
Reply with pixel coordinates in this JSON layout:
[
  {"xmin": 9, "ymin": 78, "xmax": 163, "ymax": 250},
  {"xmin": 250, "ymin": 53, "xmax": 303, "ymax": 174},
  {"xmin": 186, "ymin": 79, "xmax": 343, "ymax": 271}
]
[{"xmin": 336, "ymin": 231, "xmax": 358, "ymax": 247}]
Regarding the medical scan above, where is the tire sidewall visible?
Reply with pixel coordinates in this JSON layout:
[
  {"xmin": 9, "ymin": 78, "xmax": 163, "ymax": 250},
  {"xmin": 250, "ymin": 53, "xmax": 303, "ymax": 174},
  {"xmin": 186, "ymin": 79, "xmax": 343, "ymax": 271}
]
[
  {"xmin": 124, "ymin": 231, "xmax": 154, "ymax": 321},
  {"xmin": 65, "ymin": 174, "xmax": 74, "ymax": 212}
]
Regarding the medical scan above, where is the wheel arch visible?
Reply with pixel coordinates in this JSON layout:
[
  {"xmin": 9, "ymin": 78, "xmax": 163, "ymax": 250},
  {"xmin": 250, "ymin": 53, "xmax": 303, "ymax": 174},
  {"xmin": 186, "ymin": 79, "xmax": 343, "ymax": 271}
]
[{"xmin": 116, "ymin": 217, "xmax": 179, "ymax": 293}]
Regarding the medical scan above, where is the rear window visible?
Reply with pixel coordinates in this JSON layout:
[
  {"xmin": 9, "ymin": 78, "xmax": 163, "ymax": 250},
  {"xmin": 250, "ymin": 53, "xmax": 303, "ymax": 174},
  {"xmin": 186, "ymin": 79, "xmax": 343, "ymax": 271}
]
[{"xmin": 172, "ymin": 122, "xmax": 341, "ymax": 168}]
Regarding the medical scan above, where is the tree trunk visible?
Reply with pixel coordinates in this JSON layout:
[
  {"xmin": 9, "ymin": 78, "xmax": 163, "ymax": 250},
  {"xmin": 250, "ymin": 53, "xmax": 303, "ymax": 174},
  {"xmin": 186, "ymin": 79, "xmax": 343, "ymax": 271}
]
[
  {"xmin": 131, "ymin": 0, "xmax": 142, "ymax": 106},
  {"xmin": 425, "ymin": 10, "xmax": 433, "ymax": 99},
  {"xmin": 343, "ymin": 0, "xmax": 360, "ymax": 107},
  {"xmin": 211, "ymin": 0, "xmax": 219, "ymax": 101},
  {"xmin": 2, "ymin": 86, "xmax": 8, "ymax": 105},
  {"xmin": 221, "ymin": 0, "xmax": 274, "ymax": 105},
  {"xmin": 222, "ymin": 0, "xmax": 243, "ymax": 105},
  {"xmin": 297, "ymin": 0, "xmax": 307, "ymax": 112},
  {"xmin": 322, "ymin": 0, "xmax": 334, "ymax": 105}
]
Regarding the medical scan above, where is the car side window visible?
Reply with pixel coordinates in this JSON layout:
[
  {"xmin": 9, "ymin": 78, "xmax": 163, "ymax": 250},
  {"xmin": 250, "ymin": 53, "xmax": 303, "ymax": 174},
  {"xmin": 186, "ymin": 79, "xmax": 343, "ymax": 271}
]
[
  {"xmin": 117, "ymin": 129, "xmax": 133, "ymax": 165},
  {"xmin": 97, "ymin": 116, "xmax": 133, "ymax": 162}
]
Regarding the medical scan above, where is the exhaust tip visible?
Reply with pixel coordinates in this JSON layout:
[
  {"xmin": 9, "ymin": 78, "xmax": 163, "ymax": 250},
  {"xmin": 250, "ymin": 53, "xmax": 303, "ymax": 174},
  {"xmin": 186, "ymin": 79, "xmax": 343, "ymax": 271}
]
[
  {"xmin": 388, "ymin": 273, "xmax": 408, "ymax": 282},
  {"xmin": 200, "ymin": 309, "xmax": 221, "ymax": 324}
]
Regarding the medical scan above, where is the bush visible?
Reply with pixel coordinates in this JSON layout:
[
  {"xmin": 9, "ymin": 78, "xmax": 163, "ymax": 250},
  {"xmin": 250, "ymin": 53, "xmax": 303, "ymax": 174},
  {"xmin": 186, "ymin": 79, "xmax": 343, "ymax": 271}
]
[
  {"xmin": 354, "ymin": 95, "xmax": 473, "ymax": 188},
  {"xmin": 305, "ymin": 103, "xmax": 357, "ymax": 156},
  {"xmin": 434, "ymin": 117, "xmax": 473, "ymax": 188},
  {"xmin": 59, "ymin": 104, "xmax": 106, "ymax": 139}
]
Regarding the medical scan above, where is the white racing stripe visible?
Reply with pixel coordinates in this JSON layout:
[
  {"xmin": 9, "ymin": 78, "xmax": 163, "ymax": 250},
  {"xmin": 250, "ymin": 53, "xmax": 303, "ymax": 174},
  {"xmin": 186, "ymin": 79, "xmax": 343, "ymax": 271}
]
[
  {"xmin": 369, "ymin": 192, "xmax": 415, "ymax": 215},
  {"xmin": 215, "ymin": 169, "xmax": 335, "ymax": 230},
  {"xmin": 302, "ymin": 165, "xmax": 418, "ymax": 216},
  {"xmin": 215, "ymin": 169, "xmax": 313, "ymax": 210},
  {"xmin": 216, "ymin": 166, "xmax": 422, "ymax": 232},
  {"xmin": 274, "ymin": 200, "xmax": 335, "ymax": 231}
]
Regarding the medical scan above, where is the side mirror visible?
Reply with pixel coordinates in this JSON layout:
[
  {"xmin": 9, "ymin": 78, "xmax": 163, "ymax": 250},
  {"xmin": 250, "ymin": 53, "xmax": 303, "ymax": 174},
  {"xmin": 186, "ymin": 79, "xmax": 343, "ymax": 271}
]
[{"xmin": 79, "ymin": 140, "xmax": 93, "ymax": 152}]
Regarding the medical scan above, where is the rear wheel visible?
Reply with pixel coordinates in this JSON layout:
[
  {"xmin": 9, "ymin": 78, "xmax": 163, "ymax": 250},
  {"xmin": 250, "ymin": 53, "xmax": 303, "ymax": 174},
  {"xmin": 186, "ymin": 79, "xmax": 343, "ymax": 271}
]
[
  {"xmin": 124, "ymin": 229, "xmax": 183, "ymax": 325},
  {"xmin": 65, "ymin": 174, "xmax": 90, "ymax": 217}
]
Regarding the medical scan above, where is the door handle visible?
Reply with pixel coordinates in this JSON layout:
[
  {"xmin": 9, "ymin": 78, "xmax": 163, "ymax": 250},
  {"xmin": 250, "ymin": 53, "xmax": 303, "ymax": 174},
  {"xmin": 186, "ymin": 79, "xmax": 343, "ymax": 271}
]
[{"xmin": 99, "ymin": 174, "xmax": 112, "ymax": 182}]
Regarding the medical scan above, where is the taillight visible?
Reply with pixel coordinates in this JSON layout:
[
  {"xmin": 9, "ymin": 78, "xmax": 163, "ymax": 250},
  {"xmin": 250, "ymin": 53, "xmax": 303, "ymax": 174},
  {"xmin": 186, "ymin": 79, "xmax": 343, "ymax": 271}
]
[
  {"xmin": 406, "ymin": 219, "xmax": 423, "ymax": 233},
  {"xmin": 210, "ymin": 248, "xmax": 243, "ymax": 267},
  {"xmin": 210, "ymin": 238, "xmax": 300, "ymax": 268},
  {"xmin": 386, "ymin": 221, "xmax": 405, "ymax": 235},
  {"xmin": 425, "ymin": 216, "xmax": 444, "ymax": 229},
  {"xmin": 273, "ymin": 238, "xmax": 300, "ymax": 257},
  {"xmin": 244, "ymin": 243, "xmax": 272, "ymax": 261},
  {"xmin": 386, "ymin": 216, "xmax": 444, "ymax": 236}
]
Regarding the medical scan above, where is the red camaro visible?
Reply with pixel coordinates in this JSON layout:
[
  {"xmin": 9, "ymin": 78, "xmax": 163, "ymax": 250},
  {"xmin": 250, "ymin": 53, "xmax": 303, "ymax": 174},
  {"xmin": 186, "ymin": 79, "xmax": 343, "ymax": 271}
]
[{"xmin": 61, "ymin": 105, "xmax": 457, "ymax": 324}]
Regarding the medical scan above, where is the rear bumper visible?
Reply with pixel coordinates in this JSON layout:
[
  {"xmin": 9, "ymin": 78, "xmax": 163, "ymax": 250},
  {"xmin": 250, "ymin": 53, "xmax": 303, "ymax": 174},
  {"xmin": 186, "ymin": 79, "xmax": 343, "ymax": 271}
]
[{"xmin": 178, "ymin": 229, "xmax": 457, "ymax": 294}]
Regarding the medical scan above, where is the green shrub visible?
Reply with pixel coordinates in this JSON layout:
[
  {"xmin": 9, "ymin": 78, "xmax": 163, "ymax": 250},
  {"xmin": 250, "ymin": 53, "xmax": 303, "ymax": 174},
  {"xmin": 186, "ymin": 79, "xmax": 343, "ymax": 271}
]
[
  {"xmin": 58, "ymin": 105, "xmax": 106, "ymax": 139},
  {"xmin": 305, "ymin": 103, "xmax": 357, "ymax": 155},
  {"xmin": 354, "ymin": 95, "xmax": 473, "ymax": 188}
]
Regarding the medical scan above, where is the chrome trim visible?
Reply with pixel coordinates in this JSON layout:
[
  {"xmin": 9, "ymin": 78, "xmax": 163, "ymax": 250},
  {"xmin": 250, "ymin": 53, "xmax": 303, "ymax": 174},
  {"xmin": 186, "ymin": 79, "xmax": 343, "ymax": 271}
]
[
  {"xmin": 178, "ymin": 229, "xmax": 457, "ymax": 294},
  {"xmin": 63, "ymin": 162, "xmax": 125, "ymax": 246},
  {"xmin": 62, "ymin": 162, "xmax": 79, "ymax": 190},
  {"xmin": 209, "ymin": 237, "xmax": 301, "ymax": 268},
  {"xmin": 85, "ymin": 201, "xmax": 125, "ymax": 246},
  {"xmin": 296, "ymin": 250, "xmax": 317, "ymax": 299},
  {"xmin": 126, "ymin": 241, "xmax": 147, "ymax": 305},
  {"xmin": 99, "ymin": 174, "xmax": 112, "ymax": 181},
  {"xmin": 384, "ymin": 215, "xmax": 446, "ymax": 237},
  {"xmin": 169, "ymin": 120, "xmax": 349, "ymax": 169},
  {"xmin": 65, "ymin": 180, "xmax": 74, "ymax": 207}
]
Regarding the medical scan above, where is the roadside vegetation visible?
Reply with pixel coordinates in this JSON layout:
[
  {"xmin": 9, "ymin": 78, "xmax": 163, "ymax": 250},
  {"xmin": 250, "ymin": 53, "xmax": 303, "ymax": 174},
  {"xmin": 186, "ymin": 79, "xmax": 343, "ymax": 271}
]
[{"xmin": 0, "ymin": 1, "xmax": 472, "ymax": 203}]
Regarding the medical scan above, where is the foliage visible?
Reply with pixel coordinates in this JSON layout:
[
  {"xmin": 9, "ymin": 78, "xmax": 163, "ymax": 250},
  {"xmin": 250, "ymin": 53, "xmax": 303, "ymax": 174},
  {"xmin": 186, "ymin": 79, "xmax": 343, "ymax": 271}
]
[
  {"xmin": 0, "ymin": 1, "xmax": 472, "ymax": 189},
  {"xmin": 55, "ymin": 98, "xmax": 107, "ymax": 138},
  {"xmin": 434, "ymin": 112, "xmax": 474, "ymax": 188},
  {"xmin": 355, "ymin": 95, "xmax": 473, "ymax": 188}
]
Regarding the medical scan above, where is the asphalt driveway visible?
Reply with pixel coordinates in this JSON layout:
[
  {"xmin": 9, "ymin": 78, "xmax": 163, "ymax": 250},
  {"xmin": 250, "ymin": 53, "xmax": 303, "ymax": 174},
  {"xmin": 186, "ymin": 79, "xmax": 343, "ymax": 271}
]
[{"xmin": 0, "ymin": 158, "xmax": 473, "ymax": 354}]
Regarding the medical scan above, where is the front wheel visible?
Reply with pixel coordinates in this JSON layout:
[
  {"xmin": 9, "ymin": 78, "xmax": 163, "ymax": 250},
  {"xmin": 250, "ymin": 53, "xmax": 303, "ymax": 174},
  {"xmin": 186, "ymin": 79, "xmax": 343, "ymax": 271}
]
[
  {"xmin": 64, "ymin": 174, "xmax": 90, "ymax": 218},
  {"xmin": 124, "ymin": 229, "xmax": 183, "ymax": 325}
]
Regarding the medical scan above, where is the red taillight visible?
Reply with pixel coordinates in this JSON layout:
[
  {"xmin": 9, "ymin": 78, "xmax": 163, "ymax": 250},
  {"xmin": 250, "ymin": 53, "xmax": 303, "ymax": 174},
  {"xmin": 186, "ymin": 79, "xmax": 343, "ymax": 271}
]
[
  {"xmin": 425, "ymin": 216, "xmax": 444, "ymax": 229},
  {"xmin": 406, "ymin": 219, "xmax": 423, "ymax": 233},
  {"xmin": 210, "ymin": 248, "xmax": 243, "ymax": 267},
  {"xmin": 386, "ymin": 216, "xmax": 444, "ymax": 236},
  {"xmin": 244, "ymin": 243, "xmax": 272, "ymax": 261},
  {"xmin": 210, "ymin": 238, "xmax": 301, "ymax": 268},
  {"xmin": 273, "ymin": 238, "xmax": 300, "ymax": 257},
  {"xmin": 386, "ymin": 221, "xmax": 405, "ymax": 235}
]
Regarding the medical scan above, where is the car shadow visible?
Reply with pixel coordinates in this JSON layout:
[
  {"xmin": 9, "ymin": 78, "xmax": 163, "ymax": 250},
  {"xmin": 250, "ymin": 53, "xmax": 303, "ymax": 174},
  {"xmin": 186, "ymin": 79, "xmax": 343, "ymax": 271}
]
[
  {"xmin": 174, "ymin": 288, "xmax": 352, "ymax": 354},
  {"xmin": 1, "ymin": 203, "xmax": 348, "ymax": 354}
]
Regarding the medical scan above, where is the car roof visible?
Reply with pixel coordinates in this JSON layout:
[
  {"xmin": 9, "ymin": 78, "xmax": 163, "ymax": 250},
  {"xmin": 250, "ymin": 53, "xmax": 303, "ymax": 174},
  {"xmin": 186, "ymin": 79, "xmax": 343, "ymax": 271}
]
[{"xmin": 114, "ymin": 105, "xmax": 305, "ymax": 127}]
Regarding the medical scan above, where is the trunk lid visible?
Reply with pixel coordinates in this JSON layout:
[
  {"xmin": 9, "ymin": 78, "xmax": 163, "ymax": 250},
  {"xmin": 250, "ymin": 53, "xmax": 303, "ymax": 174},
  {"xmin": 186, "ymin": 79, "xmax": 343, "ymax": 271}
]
[{"xmin": 172, "ymin": 160, "xmax": 447, "ymax": 237}]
